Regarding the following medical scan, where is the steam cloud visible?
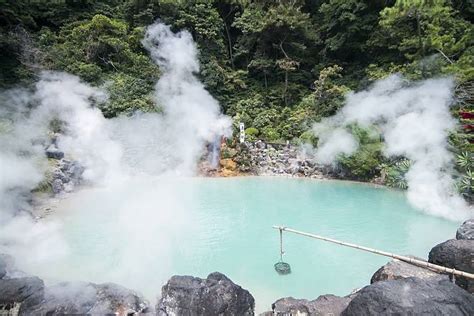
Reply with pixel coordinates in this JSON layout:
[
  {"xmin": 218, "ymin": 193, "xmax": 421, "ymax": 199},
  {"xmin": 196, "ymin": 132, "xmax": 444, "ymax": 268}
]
[
  {"xmin": 313, "ymin": 75, "xmax": 473, "ymax": 220},
  {"xmin": 0, "ymin": 22, "xmax": 231, "ymax": 294}
]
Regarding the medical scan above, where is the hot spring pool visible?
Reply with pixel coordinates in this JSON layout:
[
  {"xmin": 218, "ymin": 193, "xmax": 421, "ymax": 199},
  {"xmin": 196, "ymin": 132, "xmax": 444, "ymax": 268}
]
[{"xmin": 38, "ymin": 177, "xmax": 459, "ymax": 312}]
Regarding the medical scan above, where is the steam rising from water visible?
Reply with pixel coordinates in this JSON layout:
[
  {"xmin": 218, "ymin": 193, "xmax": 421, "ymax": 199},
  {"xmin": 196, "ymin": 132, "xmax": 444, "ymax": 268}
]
[
  {"xmin": 313, "ymin": 75, "xmax": 472, "ymax": 220},
  {"xmin": 0, "ymin": 22, "xmax": 230, "ymax": 289},
  {"xmin": 140, "ymin": 22, "xmax": 231, "ymax": 174}
]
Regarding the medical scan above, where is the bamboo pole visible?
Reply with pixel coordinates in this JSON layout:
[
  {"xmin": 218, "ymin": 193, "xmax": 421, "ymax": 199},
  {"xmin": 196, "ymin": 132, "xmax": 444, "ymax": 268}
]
[{"xmin": 272, "ymin": 226, "xmax": 474, "ymax": 280}]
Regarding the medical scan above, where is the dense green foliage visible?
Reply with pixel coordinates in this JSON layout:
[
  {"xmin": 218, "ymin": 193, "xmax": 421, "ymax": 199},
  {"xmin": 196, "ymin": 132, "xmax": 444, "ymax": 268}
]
[
  {"xmin": 0, "ymin": 0, "xmax": 473, "ymax": 187},
  {"xmin": 336, "ymin": 125, "xmax": 383, "ymax": 181},
  {"xmin": 456, "ymin": 151, "xmax": 474, "ymax": 201},
  {"xmin": 381, "ymin": 159, "xmax": 411, "ymax": 189}
]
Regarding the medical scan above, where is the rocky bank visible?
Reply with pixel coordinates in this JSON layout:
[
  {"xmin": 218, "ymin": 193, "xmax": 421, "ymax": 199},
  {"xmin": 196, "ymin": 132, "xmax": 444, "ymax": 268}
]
[{"xmin": 219, "ymin": 141, "xmax": 330, "ymax": 179}]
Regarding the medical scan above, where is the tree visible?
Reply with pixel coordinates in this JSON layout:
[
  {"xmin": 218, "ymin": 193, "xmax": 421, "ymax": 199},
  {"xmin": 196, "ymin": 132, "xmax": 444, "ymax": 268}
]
[
  {"xmin": 337, "ymin": 125, "xmax": 384, "ymax": 181},
  {"xmin": 214, "ymin": 0, "xmax": 247, "ymax": 68},
  {"xmin": 311, "ymin": 65, "xmax": 350, "ymax": 118},
  {"xmin": 233, "ymin": 1, "xmax": 316, "ymax": 106},
  {"xmin": 375, "ymin": 0, "xmax": 473, "ymax": 78},
  {"xmin": 317, "ymin": 0, "xmax": 388, "ymax": 62}
]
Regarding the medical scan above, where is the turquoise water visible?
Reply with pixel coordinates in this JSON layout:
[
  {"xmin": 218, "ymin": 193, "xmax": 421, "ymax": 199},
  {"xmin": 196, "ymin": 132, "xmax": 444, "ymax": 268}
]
[{"xmin": 43, "ymin": 177, "xmax": 459, "ymax": 312}]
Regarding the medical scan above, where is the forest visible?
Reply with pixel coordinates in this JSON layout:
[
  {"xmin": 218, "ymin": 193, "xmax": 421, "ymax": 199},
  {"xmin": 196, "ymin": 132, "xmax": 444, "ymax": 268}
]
[{"xmin": 0, "ymin": 0, "xmax": 473, "ymax": 197}]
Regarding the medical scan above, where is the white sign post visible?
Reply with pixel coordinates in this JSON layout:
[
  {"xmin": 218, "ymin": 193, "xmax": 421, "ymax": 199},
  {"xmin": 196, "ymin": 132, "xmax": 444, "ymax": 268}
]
[{"xmin": 239, "ymin": 122, "xmax": 245, "ymax": 143}]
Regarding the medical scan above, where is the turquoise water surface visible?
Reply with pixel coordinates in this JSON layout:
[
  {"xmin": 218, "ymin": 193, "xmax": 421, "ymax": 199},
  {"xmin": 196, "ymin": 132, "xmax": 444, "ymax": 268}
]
[{"xmin": 45, "ymin": 177, "xmax": 459, "ymax": 312}]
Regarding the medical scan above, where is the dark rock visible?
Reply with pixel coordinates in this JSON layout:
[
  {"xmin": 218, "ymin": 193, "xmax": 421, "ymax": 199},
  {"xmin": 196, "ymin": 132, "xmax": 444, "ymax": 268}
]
[
  {"xmin": 256, "ymin": 141, "xmax": 266, "ymax": 149},
  {"xmin": 271, "ymin": 294, "xmax": 351, "ymax": 316},
  {"xmin": 60, "ymin": 159, "xmax": 84, "ymax": 184},
  {"xmin": 157, "ymin": 272, "xmax": 254, "ymax": 316},
  {"xmin": 51, "ymin": 178, "xmax": 64, "ymax": 194},
  {"xmin": 50, "ymin": 159, "xmax": 84, "ymax": 194},
  {"xmin": 371, "ymin": 258, "xmax": 442, "ymax": 283},
  {"xmin": 52, "ymin": 169, "xmax": 68, "ymax": 182},
  {"xmin": 46, "ymin": 145, "xmax": 64, "ymax": 160},
  {"xmin": 341, "ymin": 277, "xmax": 474, "ymax": 316},
  {"xmin": 457, "ymin": 219, "xmax": 474, "ymax": 240},
  {"xmin": 93, "ymin": 282, "xmax": 149, "ymax": 314},
  {"xmin": 0, "ymin": 277, "xmax": 45, "ymax": 314},
  {"xmin": 24, "ymin": 281, "xmax": 149, "ymax": 315},
  {"xmin": 429, "ymin": 239, "xmax": 474, "ymax": 293}
]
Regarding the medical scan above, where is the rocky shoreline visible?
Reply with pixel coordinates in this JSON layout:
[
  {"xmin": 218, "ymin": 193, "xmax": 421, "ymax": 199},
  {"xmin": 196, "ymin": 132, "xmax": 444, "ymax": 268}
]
[
  {"xmin": 216, "ymin": 140, "xmax": 329, "ymax": 179},
  {"xmin": 213, "ymin": 141, "xmax": 387, "ymax": 187},
  {"xmin": 1, "ymin": 219, "xmax": 473, "ymax": 315}
]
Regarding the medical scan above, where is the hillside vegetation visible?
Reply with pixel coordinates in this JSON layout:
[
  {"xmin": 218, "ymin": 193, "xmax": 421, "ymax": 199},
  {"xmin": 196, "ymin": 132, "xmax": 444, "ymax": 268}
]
[{"xmin": 0, "ymin": 0, "xmax": 473, "ymax": 196}]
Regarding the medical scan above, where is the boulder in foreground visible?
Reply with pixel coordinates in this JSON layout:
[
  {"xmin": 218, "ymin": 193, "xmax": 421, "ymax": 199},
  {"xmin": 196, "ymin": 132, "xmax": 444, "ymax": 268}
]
[
  {"xmin": 457, "ymin": 219, "xmax": 474, "ymax": 240},
  {"xmin": 157, "ymin": 272, "xmax": 255, "ymax": 316},
  {"xmin": 0, "ymin": 255, "xmax": 149, "ymax": 316},
  {"xmin": 23, "ymin": 281, "xmax": 149, "ymax": 315},
  {"xmin": 268, "ymin": 294, "xmax": 351, "ymax": 316},
  {"xmin": 341, "ymin": 277, "xmax": 474, "ymax": 316},
  {"xmin": 370, "ymin": 258, "xmax": 442, "ymax": 283},
  {"xmin": 0, "ymin": 277, "xmax": 45, "ymax": 314},
  {"xmin": 428, "ymin": 239, "xmax": 474, "ymax": 293}
]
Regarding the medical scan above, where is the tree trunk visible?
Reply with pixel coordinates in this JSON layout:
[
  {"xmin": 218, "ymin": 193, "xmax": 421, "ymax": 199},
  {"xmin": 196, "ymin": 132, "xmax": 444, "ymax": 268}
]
[
  {"xmin": 416, "ymin": 10, "xmax": 426, "ymax": 76},
  {"xmin": 416, "ymin": 11, "xmax": 424, "ymax": 56},
  {"xmin": 224, "ymin": 22, "xmax": 234, "ymax": 69}
]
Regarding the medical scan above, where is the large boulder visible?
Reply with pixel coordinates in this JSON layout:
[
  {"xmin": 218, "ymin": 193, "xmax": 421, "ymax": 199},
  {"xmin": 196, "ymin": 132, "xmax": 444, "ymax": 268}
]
[
  {"xmin": 341, "ymin": 277, "xmax": 474, "ymax": 315},
  {"xmin": 428, "ymin": 239, "xmax": 474, "ymax": 293},
  {"xmin": 24, "ymin": 281, "xmax": 149, "ymax": 315},
  {"xmin": 371, "ymin": 258, "xmax": 442, "ymax": 283},
  {"xmin": 0, "ymin": 277, "xmax": 45, "ymax": 314},
  {"xmin": 457, "ymin": 219, "xmax": 474, "ymax": 240},
  {"xmin": 157, "ymin": 272, "xmax": 254, "ymax": 316},
  {"xmin": 269, "ymin": 294, "xmax": 352, "ymax": 316}
]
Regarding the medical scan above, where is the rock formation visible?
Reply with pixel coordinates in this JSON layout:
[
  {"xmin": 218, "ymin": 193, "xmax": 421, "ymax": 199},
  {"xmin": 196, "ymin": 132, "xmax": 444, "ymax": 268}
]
[
  {"xmin": 234, "ymin": 141, "xmax": 326, "ymax": 178},
  {"xmin": 24, "ymin": 282, "xmax": 150, "ymax": 315},
  {"xmin": 267, "ymin": 294, "xmax": 352, "ymax": 316},
  {"xmin": 457, "ymin": 219, "xmax": 474, "ymax": 240},
  {"xmin": 157, "ymin": 272, "xmax": 255, "ymax": 316},
  {"xmin": 370, "ymin": 258, "xmax": 442, "ymax": 283},
  {"xmin": 0, "ymin": 277, "xmax": 45, "ymax": 314},
  {"xmin": 429, "ymin": 238, "xmax": 474, "ymax": 293},
  {"xmin": 50, "ymin": 158, "xmax": 85, "ymax": 194},
  {"xmin": 0, "ymin": 255, "xmax": 149, "ymax": 315},
  {"xmin": 342, "ymin": 277, "xmax": 474, "ymax": 315}
]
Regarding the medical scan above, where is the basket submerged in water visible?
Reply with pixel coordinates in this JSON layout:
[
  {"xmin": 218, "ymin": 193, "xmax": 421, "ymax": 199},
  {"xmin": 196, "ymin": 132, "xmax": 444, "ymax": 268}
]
[{"xmin": 274, "ymin": 261, "xmax": 291, "ymax": 275}]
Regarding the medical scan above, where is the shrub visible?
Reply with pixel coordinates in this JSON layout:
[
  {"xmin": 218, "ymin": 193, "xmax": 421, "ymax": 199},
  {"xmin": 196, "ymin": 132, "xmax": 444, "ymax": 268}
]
[
  {"xmin": 261, "ymin": 126, "xmax": 280, "ymax": 142},
  {"xmin": 381, "ymin": 159, "xmax": 411, "ymax": 189},
  {"xmin": 244, "ymin": 127, "xmax": 259, "ymax": 142},
  {"xmin": 336, "ymin": 125, "xmax": 383, "ymax": 181}
]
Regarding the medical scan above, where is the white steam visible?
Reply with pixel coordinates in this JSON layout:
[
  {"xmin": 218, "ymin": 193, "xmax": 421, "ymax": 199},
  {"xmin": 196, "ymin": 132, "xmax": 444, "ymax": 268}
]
[
  {"xmin": 314, "ymin": 128, "xmax": 358, "ymax": 165},
  {"xmin": 313, "ymin": 75, "xmax": 472, "ymax": 220},
  {"xmin": 141, "ymin": 23, "xmax": 231, "ymax": 174},
  {"xmin": 0, "ymin": 21, "xmax": 231, "ymax": 294}
]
